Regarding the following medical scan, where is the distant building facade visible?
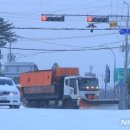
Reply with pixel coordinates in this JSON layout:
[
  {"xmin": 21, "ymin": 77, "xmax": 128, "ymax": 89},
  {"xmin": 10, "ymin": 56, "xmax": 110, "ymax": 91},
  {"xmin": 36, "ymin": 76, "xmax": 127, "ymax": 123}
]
[{"xmin": 2, "ymin": 62, "xmax": 38, "ymax": 84}]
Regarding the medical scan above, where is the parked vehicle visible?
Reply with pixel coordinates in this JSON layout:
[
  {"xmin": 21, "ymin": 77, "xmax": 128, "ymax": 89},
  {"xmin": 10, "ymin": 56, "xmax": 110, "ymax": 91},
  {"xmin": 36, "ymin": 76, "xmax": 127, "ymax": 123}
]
[
  {"xmin": 20, "ymin": 67, "xmax": 100, "ymax": 109},
  {"xmin": 0, "ymin": 77, "xmax": 20, "ymax": 108}
]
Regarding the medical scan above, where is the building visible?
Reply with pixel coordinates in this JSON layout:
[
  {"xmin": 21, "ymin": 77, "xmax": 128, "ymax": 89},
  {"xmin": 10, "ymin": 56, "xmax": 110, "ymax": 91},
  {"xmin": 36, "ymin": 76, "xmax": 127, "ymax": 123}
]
[{"xmin": 2, "ymin": 62, "xmax": 38, "ymax": 84}]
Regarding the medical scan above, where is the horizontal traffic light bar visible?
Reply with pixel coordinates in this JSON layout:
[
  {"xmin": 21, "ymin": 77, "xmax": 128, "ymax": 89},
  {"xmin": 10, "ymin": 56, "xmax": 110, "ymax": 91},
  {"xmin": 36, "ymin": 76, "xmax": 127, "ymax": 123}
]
[
  {"xmin": 87, "ymin": 16, "xmax": 109, "ymax": 23},
  {"xmin": 41, "ymin": 15, "xmax": 64, "ymax": 22}
]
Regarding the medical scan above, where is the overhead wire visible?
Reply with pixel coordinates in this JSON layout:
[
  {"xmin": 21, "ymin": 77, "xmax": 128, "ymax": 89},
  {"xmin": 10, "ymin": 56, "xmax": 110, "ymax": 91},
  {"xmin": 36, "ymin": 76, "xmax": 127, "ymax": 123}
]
[
  {"xmin": 111, "ymin": 0, "xmax": 113, "ymax": 15},
  {"xmin": 50, "ymin": 4, "xmax": 111, "ymax": 14},
  {"xmin": 1, "ymin": 45, "xmax": 121, "ymax": 52},
  {"xmin": 14, "ymin": 27, "xmax": 120, "ymax": 30},
  {"xmin": 116, "ymin": 0, "xmax": 119, "ymax": 15},
  {"xmin": 17, "ymin": 32, "xmax": 118, "ymax": 41},
  {"xmin": 17, "ymin": 35, "xmax": 124, "ymax": 49},
  {"xmin": 1, "ymin": 38, "xmax": 126, "ymax": 53},
  {"xmin": 0, "ymin": 0, "xmax": 109, "ymax": 20}
]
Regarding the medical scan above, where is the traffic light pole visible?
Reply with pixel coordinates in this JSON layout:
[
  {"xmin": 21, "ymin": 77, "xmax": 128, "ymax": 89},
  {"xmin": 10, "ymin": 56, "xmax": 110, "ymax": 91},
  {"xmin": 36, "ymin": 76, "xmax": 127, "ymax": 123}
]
[
  {"xmin": 105, "ymin": 65, "xmax": 110, "ymax": 99},
  {"xmin": 102, "ymin": 46, "xmax": 116, "ymax": 99},
  {"xmin": 124, "ymin": 2, "xmax": 129, "ymax": 109},
  {"xmin": 105, "ymin": 78, "xmax": 107, "ymax": 99}
]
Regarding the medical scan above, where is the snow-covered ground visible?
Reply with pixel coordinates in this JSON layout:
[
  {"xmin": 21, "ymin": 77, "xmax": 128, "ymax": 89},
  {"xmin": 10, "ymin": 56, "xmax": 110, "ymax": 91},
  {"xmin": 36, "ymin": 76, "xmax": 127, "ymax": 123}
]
[{"xmin": 0, "ymin": 107, "xmax": 130, "ymax": 130}]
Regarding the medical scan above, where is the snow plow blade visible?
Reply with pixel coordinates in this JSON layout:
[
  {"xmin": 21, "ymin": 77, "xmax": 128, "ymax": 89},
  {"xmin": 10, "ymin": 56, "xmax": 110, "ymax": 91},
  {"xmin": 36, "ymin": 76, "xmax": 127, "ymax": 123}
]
[
  {"xmin": 84, "ymin": 99, "xmax": 119, "ymax": 105},
  {"xmin": 79, "ymin": 99, "xmax": 119, "ymax": 109}
]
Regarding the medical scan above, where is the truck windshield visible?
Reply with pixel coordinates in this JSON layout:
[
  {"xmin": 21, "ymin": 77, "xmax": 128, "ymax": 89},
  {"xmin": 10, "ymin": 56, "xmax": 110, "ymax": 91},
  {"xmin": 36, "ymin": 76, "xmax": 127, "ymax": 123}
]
[
  {"xmin": 0, "ymin": 79, "xmax": 13, "ymax": 86},
  {"xmin": 78, "ymin": 77, "xmax": 98, "ymax": 87}
]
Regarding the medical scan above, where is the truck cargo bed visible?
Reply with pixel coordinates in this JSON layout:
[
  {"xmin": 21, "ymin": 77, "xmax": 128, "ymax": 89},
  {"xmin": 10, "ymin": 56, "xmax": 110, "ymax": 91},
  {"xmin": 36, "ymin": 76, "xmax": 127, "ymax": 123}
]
[
  {"xmin": 21, "ymin": 85, "xmax": 55, "ymax": 94},
  {"xmin": 23, "ymin": 93, "xmax": 59, "ymax": 100}
]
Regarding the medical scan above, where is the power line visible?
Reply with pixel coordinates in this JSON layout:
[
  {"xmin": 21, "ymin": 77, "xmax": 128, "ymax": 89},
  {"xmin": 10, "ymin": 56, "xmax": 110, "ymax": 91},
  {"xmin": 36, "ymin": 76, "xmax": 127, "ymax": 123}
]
[
  {"xmin": 17, "ymin": 35, "xmax": 82, "ymax": 48},
  {"xmin": 18, "ymin": 32, "xmax": 118, "ymax": 41},
  {"xmin": 111, "ymin": 0, "xmax": 113, "ymax": 15},
  {"xmin": 50, "ymin": 4, "xmax": 110, "ymax": 14},
  {"xmin": 17, "ymin": 35, "xmax": 124, "ymax": 49},
  {"xmin": 0, "ymin": 0, "xmax": 107, "ymax": 14},
  {"xmin": 116, "ymin": 0, "xmax": 119, "ymax": 15},
  {"xmin": 14, "ymin": 27, "xmax": 120, "ymax": 30},
  {"xmin": 1, "ymin": 45, "xmax": 121, "ymax": 52},
  {"xmin": 40, "ymin": 13, "xmax": 130, "ymax": 17}
]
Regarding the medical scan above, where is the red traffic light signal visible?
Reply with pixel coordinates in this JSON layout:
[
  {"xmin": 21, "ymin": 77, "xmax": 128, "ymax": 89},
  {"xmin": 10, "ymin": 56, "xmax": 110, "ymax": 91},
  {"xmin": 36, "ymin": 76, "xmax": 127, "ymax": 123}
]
[
  {"xmin": 41, "ymin": 15, "xmax": 64, "ymax": 22},
  {"xmin": 87, "ymin": 16, "xmax": 93, "ymax": 22},
  {"xmin": 41, "ymin": 16, "xmax": 47, "ymax": 21}
]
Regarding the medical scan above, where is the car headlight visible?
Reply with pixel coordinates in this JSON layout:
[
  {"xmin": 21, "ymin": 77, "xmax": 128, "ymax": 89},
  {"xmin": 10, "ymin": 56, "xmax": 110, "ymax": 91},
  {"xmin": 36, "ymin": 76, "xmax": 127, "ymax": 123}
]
[{"xmin": 10, "ymin": 91, "xmax": 19, "ymax": 96}]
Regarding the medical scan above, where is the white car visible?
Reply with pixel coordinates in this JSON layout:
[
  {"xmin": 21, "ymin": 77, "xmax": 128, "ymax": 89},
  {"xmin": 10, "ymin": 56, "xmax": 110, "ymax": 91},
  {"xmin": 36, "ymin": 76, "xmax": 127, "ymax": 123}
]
[{"xmin": 0, "ymin": 77, "xmax": 20, "ymax": 109}]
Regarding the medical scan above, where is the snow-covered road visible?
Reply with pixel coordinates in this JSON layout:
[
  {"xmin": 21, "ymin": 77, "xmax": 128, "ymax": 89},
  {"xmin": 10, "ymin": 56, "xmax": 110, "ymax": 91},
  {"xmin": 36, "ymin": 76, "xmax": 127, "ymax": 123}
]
[{"xmin": 0, "ymin": 107, "xmax": 129, "ymax": 130}]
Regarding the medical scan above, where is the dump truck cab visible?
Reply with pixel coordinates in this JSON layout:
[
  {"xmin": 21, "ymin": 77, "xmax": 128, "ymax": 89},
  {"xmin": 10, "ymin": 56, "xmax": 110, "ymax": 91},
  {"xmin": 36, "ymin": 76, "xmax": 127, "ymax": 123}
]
[
  {"xmin": 62, "ymin": 76, "xmax": 99, "ymax": 108},
  {"xmin": 78, "ymin": 76, "xmax": 99, "ymax": 100}
]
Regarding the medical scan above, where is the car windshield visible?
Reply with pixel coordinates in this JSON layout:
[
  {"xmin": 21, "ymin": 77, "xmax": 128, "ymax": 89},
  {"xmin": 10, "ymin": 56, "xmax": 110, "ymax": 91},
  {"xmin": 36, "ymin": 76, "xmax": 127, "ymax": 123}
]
[
  {"xmin": 78, "ymin": 77, "xmax": 98, "ymax": 87},
  {"xmin": 0, "ymin": 79, "xmax": 13, "ymax": 86}
]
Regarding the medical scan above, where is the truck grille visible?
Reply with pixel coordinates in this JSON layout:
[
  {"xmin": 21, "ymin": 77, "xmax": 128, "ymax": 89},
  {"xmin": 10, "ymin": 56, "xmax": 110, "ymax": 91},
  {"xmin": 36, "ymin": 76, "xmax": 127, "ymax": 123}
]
[{"xmin": 85, "ymin": 94, "xmax": 96, "ymax": 99}]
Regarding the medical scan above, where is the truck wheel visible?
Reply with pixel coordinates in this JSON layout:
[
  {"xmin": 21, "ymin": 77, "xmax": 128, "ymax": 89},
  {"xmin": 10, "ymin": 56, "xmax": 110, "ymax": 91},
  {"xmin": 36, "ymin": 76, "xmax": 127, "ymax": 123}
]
[
  {"xmin": 39, "ymin": 101, "xmax": 48, "ymax": 108},
  {"xmin": 9, "ymin": 105, "xmax": 14, "ymax": 109},
  {"xmin": 9, "ymin": 105, "xmax": 20, "ymax": 109},
  {"xmin": 27, "ymin": 100, "xmax": 37, "ymax": 108},
  {"xmin": 14, "ymin": 105, "xmax": 20, "ymax": 109},
  {"xmin": 74, "ymin": 106, "xmax": 79, "ymax": 109},
  {"xmin": 63, "ymin": 100, "xmax": 73, "ymax": 109}
]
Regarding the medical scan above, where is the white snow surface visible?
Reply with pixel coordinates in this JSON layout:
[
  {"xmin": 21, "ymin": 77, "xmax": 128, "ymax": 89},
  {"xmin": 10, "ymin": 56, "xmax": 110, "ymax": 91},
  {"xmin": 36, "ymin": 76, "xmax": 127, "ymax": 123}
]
[{"xmin": 0, "ymin": 107, "xmax": 129, "ymax": 130}]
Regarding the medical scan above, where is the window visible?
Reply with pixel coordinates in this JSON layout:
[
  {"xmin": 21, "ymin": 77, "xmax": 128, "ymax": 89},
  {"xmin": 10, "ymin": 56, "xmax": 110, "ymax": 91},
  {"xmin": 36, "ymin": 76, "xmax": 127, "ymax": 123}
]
[
  {"xmin": 78, "ymin": 77, "xmax": 98, "ymax": 87},
  {"xmin": 0, "ymin": 79, "xmax": 13, "ymax": 86},
  {"xmin": 65, "ymin": 79, "xmax": 69, "ymax": 86},
  {"xmin": 69, "ymin": 78, "xmax": 76, "ymax": 88},
  {"xmin": 69, "ymin": 78, "xmax": 77, "ymax": 94},
  {"xmin": 6, "ymin": 66, "xmax": 17, "ymax": 73}
]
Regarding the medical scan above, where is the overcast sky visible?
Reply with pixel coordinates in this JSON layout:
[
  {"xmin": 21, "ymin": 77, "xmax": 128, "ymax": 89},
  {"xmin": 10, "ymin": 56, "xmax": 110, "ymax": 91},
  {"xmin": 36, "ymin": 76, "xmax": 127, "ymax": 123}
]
[{"xmin": 0, "ymin": 0, "xmax": 130, "ymax": 87}]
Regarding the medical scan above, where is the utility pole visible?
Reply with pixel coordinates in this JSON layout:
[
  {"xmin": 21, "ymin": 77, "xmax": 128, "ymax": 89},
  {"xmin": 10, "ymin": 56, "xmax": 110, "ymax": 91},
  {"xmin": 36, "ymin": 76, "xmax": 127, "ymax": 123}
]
[
  {"xmin": 124, "ymin": 2, "xmax": 129, "ymax": 109},
  {"xmin": 9, "ymin": 42, "xmax": 12, "ymax": 63}
]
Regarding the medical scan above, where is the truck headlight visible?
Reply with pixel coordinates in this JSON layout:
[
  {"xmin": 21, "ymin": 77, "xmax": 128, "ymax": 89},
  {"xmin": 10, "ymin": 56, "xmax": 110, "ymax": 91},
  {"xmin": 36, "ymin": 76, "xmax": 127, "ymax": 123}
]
[
  {"xmin": 86, "ymin": 86, "xmax": 89, "ymax": 89},
  {"xmin": 10, "ymin": 91, "xmax": 19, "ymax": 96},
  {"xmin": 91, "ymin": 86, "xmax": 94, "ymax": 89},
  {"xmin": 96, "ymin": 86, "xmax": 99, "ymax": 89}
]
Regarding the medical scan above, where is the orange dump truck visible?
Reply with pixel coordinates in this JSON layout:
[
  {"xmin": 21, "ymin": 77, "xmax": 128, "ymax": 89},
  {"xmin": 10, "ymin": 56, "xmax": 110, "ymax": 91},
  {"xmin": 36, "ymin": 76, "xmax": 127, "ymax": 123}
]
[
  {"xmin": 20, "ymin": 68, "xmax": 104, "ymax": 108},
  {"xmin": 20, "ymin": 67, "xmax": 81, "ymax": 108}
]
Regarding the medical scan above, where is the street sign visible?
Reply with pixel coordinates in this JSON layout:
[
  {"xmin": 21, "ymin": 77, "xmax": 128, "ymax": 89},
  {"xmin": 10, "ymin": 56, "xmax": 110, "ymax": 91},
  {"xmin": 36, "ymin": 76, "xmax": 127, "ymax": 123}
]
[
  {"xmin": 119, "ymin": 29, "xmax": 130, "ymax": 35},
  {"xmin": 114, "ymin": 68, "xmax": 130, "ymax": 82},
  {"xmin": 110, "ymin": 22, "xmax": 118, "ymax": 28}
]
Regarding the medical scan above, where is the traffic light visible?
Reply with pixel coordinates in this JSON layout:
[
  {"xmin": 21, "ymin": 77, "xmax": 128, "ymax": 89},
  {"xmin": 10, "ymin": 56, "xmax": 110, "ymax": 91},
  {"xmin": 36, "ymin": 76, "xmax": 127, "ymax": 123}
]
[
  {"xmin": 105, "ymin": 65, "xmax": 110, "ymax": 83},
  {"xmin": 41, "ymin": 15, "xmax": 64, "ymax": 22},
  {"xmin": 87, "ymin": 16, "xmax": 109, "ymax": 23}
]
